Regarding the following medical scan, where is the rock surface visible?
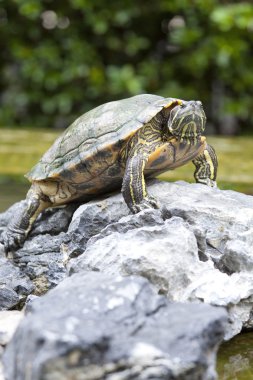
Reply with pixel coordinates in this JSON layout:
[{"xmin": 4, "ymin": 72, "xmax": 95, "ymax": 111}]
[
  {"xmin": 0, "ymin": 204, "xmax": 78, "ymax": 296},
  {"xmin": 3, "ymin": 272, "xmax": 227, "ymax": 380},
  {"xmin": 0, "ymin": 311, "xmax": 24, "ymax": 346},
  {"xmin": 0, "ymin": 179, "xmax": 253, "ymax": 340},
  {"xmin": 0, "ymin": 310, "xmax": 24, "ymax": 380},
  {"xmin": 68, "ymin": 180, "xmax": 253, "ymax": 339},
  {"xmin": 0, "ymin": 257, "xmax": 34, "ymax": 310},
  {"xmin": 0, "ymin": 352, "xmax": 4, "ymax": 380},
  {"xmin": 63, "ymin": 195, "xmax": 129, "ymax": 257}
]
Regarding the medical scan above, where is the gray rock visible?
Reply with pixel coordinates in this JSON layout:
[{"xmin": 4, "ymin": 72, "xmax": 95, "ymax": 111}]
[
  {"xmin": 62, "ymin": 195, "xmax": 129, "ymax": 257},
  {"xmin": 86, "ymin": 207, "xmax": 165, "ymax": 244},
  {"xmin": 3, "ymin": 272, "xmax": 227, "ymax": 380},
  {"xmin": 0, "ymin": 203, "xmax": 77, "ymax": 233},
  {"xmin": 0, "ymin": 204, "xmax": 78, "ymax": 297},
  {"xmin": 0, "ymin": 257, "xmax": 34, "ymax": 310},
  {"xmin": 13, "ymin": 233, "xmax": 67, "ymax": 295},
  {"xmin": 65, "ymin": 179, "xmax": 253, "ymax": 266},
  {"xmin": 219, "ymin": 230, "xmax": 253, "ymax": 273},
  {"xmin": 0, "ymin": 202, "xmax": 26, "ymax": 230},
  {"xmin": 69, "ymin": 180, "xmax": 253, "ymax": 339},
  {"xmin": 1, "ymin": 179, "xmax": 253, "ymax": 339},
  {"xmin": 0, "ymin": 311, "xmax": 24, "ymax": 346},
  {"xmin": 0, "ymin": 354, "xmax": 4, "ymax": 380},
  {"xmin": 70, "ymin": 213, "xmax": 203, "ymax": 299},
  {"xmin": 30, "ymin": 204, "xmax": 78, "ymax": 237},
  {"xmin": 151, "ymin": 181, "xmax": 253, "ymax": 266},
  {"xmin": 24, "ymin": 295, "xmax": 40, "ymax": 313}
]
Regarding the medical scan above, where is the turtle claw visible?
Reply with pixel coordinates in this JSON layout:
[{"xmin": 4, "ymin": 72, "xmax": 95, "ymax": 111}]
[
  {"xmin": 131, "ymin": 196, "xmax": 159, "ymax": 214},
  {"xmin": 198, "ymin": 178, "xmax": 217, "ymax": 188},
  {"xmin": 0, "ymin": 228, "xmax": 26, "ymax": 257},
  {"xmin": 208, "ymin": 179, "xmax": 217, "ymax": 188}
]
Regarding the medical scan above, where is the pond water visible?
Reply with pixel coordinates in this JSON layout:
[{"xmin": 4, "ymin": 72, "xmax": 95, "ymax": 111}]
[
  {"xmin": 0, "ymin": 128, "xmax": 253, "ymax": 378},
  {"xmin": 0, "ymin": 182, "xmax": 28, "ymax": 212},
  {"xmin": 217, "ymin": 333, "xmax": 253, "ymax": 380}
]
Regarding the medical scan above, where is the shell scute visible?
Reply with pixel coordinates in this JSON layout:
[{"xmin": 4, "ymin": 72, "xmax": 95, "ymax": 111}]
[{"xmin": 26, "ymin": 94, "xmax": 180, "ymax": 182}]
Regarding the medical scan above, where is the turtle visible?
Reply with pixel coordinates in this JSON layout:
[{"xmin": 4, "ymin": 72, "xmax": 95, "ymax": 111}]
[{"xmin": 0, "ymin": 94, "xmax": 218, "ymax": 254}]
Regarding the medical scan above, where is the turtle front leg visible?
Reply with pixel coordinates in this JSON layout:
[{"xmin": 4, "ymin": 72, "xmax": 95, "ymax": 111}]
[
  {"xmin": 0, "ymin": 184, "xmax": 51, "ymax": 255},
  {"xmin": 192, "ymin": 144, "xmax": 218, "ymax": 187},
  {"xmin": 121, "ymin": 154, "xmax": 159, "ymax": 213}
]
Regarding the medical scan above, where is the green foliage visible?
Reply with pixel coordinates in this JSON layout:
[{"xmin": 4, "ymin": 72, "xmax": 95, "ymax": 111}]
[{"xmin": 0, "ymin": 0, "xmax": 253, "ymax": 133}]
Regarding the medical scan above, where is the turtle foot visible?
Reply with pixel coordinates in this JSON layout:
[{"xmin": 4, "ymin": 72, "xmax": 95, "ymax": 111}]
[
  {"xmin": 0, "ymin": 228, "xmax": 26, "ymax": 257},
  {"xmin": 197, "ymin": 179, "xmax": 217, "ymax": 188},
  {"xmin": 131, "ymin": 196, "xmax": 159, "ymax": 214},
  {"xmin": 208, "ymin": 179, "xmax": 217, "ymax": 188}
]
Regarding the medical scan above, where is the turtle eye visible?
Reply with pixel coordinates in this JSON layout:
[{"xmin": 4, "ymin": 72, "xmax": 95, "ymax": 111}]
[{"xmin": 180, "ymin": 103, "xmax": 186, "ymax": 108}]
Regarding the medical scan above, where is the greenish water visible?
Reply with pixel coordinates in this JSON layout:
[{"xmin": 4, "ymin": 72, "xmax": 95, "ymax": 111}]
[
  {"xmin": 0, "ymin": 127, "xmax": 59, "ymax": 211},
  {"xmin": 217, "ymin": 333, "xmax": 253, "ymax": 380},
  {"xmin": 0, "ymin": 128, "xmax": 253, "ymax": 378},
  {"xmin": 0, "ymin": 182, "xmax": 29, "ymax": 212}
]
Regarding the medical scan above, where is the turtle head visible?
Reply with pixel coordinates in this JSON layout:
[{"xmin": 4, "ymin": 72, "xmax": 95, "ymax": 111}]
[{"xmin": 168, "ymin": 100, "xmax": 206, "ymax": 143}]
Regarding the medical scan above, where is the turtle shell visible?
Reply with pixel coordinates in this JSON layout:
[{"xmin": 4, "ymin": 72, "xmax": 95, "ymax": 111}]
[{"xmin": 26, "ymin": 94, "xmax": 181, "ymax": 184}]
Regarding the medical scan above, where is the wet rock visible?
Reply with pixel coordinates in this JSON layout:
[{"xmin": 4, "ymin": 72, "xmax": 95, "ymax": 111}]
[{"xmin": 3, "ymin": 273, "xmax": 227, "ymax": 380}]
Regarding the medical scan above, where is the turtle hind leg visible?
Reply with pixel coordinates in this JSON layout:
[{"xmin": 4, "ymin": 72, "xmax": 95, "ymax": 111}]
[{"xmin": 0, "ymin": 184, "xmax": 52, "ymax": 255}]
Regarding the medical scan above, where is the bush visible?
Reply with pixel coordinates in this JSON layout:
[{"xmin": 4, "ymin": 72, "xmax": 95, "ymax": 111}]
[{"xmin": 0, "ymin": 0, "xmax": 253, "ymax": 134}]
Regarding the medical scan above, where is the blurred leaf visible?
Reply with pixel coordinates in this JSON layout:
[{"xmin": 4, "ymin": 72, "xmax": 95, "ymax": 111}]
[{"xmin": 0, "ymin": 0, "xmax": 252, "ymax": 134}]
